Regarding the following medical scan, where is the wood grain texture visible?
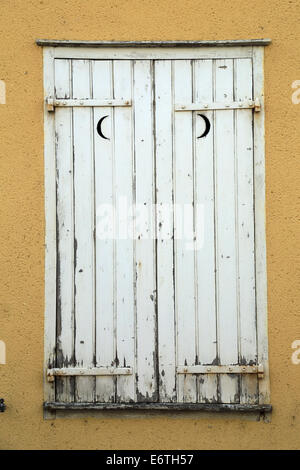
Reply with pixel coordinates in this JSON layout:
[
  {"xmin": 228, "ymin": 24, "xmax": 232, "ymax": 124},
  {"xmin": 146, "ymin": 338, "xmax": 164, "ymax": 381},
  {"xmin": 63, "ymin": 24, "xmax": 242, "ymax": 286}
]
[
  {"xmin": 133, "ymin": 60, "xmax": 157, "ymax": 401},
  {"xmin": 93, "ymin": 60, "xmax": 115, "ymax": 402},
  {"xmin": 113, "ymin": 60, "xmax": 135, "ymax": 402},
  {"xmin": 155, "ymin": 60, "xmax": 176, "ymax": 402},
  {"xmin": 173, "ymin": 60, "xmax": 197, "ymax": 403},
  {"xmin": 54, "ymin": 58, "xmax": 75, "ymax": 402},
  {"xmin": 49, "ymin": 51, "xmax": 267, "ymax": 407},
  {"xmin": 234, "ymin": 58, "xmax": 258, "ymax": 404},
  {"xmin": 72, "ymin": 59, "xmax": 95, "ymax": 402},
  {"xmin": 215, "ymin": 59, "xmax": 239, "ymax": 403},
  {"xmin": 194, "ymin": 59, "xmax": 218, "ymax": 403}
]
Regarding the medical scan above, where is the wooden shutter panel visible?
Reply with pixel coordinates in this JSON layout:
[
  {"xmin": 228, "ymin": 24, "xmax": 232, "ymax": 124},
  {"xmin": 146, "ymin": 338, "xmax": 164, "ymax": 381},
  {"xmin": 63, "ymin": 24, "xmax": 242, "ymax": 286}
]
[{"xmin": 47, "ymin": 50, "xmax": 268, "ymax": 409}]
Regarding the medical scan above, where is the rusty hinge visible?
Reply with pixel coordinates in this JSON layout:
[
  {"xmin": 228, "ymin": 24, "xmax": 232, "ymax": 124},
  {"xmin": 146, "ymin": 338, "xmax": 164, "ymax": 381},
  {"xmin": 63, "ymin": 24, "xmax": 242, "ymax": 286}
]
[
  {"xmin": 177, "ymin": 364, "xmax": 264, "ymax": 379},
  {"xmin": 47, "ymin": 366, "xmax": 133, "ymax": 382}
]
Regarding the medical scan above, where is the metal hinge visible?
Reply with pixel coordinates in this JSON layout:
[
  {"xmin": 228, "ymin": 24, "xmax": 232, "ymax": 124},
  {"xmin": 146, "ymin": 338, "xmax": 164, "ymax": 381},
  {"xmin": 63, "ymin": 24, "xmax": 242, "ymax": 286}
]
[
  {"xmin": 175, "ymin": 98, "xmax": 261, "ymax": 112},
  {"xmin": 46, "ymin": 97, "xmax": 261, "ymax": 112},
  {"xmin": 177, "ymin": 364, "xmax": 264, "ymax": 379},
  {"xmin": 47, "ymin": 366, "xmax": 133, "ymax": 382},
  {"xmin": 46, "ymin": 97, "xmax": 132, "ymax": 112}
]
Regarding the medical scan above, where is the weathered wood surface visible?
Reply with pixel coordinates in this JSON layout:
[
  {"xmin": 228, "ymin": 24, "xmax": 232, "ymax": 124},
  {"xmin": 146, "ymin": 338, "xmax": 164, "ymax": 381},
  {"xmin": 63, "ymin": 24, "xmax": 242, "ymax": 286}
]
[
  {"xmin": 55, "ymin": 58, "xmax": 74, "ymax": 403},
  {"xmin": 235, "ymin": 58, "xmax": 258, "ymax": 404},
  {"xmin": 155, "ymin": 60, "xmax": 176, "ymax": 402},
  {"xmin": 37, "ymin": 39, "xmax": 272, "ymax": 47},
  {"xmin": 215, "ymin": 59, "xmax": 239, "ymax": 403},
  {"xmin": 44, "ymin": 401, "xmax": 272, "ymax": 412},
  {"xmin": 194, "ymin": 59, "xmax": 217, "ymax": 403},
  {"xmin": 93, "ymin": 59, "xmax": 115, "ymax": 403},
  {"xmin": 52, "ymin": 54, "xmax": 264, "ymax": 407},
  {"xmin": 173, "ymin": 60, "xmax": 197, "ymax": 403},
  {"xmin": 113, "ymin": 60, "xmax": 135, "ymax": 402},
  {"xmin": 134, "ymin": 60, "xmax": 157, "ymax": 401},
  {"xmin": 72, "ymin": 59, "xmax": 95, "ymax": 403}
]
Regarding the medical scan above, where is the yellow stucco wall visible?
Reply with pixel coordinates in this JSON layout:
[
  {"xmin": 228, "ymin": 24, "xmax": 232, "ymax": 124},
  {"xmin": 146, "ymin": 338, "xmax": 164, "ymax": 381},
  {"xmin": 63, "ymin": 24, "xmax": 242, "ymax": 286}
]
[{"xmin": 0, "ymin": 0, "xmax": 300, "ymax": 450}]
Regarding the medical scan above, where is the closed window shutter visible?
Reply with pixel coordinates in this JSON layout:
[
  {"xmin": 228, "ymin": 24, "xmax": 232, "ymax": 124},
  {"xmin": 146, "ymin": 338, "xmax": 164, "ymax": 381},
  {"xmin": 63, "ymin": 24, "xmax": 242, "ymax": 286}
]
[{"xmin": 45, "ymin": 48, "xmax": 269, "ymax": 409}]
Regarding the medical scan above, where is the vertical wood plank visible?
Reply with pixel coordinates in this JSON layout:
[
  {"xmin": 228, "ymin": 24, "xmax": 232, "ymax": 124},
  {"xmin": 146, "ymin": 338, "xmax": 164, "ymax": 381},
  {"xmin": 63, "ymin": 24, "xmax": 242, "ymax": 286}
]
[
  {"xmin": 44, "ymin": 48, "xmax": 56, "ymax": 412},
  {"xmin": 253, "ymin": 47, "xmax": 270, "ymax": 405},
  {"xmin": 174, "ymin": 60, "xmax": 197, "ymax": 403},
  {"xmin": 155, "ymin": 60, "xmax": 176, "ymax": 402},
  {"xmin": 54, "ymin": 59, "xmax": 75, "ymax": 402},
  {"xmin": 235, "ymin": 58, "xmax": 258, "ymax": 404},
  {"xmin": 215, "ymin": 59, "xmax": 239, "ymax": 403},
  {"xmin": 93, "ymin": 60, "xmax": 115, "ymax": 402},
  {"xmin": 113, "ymin": 60, "xmax": 135, "ymax": 402},
  {"xmin": 134, "ymin": 60, "xmax": 157, "ymax": 401},
  {"xmin": 72, "ymin": 59, "xmax": 95, "ymax": 402},
  {"xmin": 193, "ymin": 60, "xmax": 218, "ymax": 403}
]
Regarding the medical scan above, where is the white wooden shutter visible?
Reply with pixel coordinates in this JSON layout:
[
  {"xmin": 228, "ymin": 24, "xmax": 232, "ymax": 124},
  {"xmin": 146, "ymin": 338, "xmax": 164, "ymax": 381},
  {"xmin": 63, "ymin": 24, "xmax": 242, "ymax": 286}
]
[{"xmin": 44, "ymin": 46, "xmax": 270, "ymax": 410}]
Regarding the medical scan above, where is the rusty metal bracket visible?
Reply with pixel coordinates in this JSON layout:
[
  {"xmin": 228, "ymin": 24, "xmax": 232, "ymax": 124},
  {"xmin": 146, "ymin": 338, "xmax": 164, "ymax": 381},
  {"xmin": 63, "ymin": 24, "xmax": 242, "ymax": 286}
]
[
  {"xmin": 177, "ymin": 364, "xmax": 264, "ymax": 379},
  {"xmin": 0, "ymin": 399, "xmax": 6, "ymax": 412}
]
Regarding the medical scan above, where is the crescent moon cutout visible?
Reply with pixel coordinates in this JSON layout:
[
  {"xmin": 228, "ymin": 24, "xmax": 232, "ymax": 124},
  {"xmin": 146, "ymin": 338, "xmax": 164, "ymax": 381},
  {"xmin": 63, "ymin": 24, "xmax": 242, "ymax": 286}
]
[
  {"xmin": 197, "ymin": 114, "xmax": 211, "ymax": 138},
  {"xmin": 97, "ymin": 115, "xmax": 110, "ymax": 140}
]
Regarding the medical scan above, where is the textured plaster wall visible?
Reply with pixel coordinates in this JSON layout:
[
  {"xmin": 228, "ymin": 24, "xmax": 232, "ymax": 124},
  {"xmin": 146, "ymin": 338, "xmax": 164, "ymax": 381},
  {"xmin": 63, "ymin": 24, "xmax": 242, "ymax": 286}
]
[{"xmin": 0, "ymin": 0, "xmax": 300, "ymax": 450}]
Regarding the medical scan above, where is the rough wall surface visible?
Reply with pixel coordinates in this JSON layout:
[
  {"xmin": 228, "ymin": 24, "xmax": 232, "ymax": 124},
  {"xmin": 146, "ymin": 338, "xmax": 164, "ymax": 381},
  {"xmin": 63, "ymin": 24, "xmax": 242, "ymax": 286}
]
[{"xmin": 0, "ymin": 0, "xmax": 299, "ymax": 450}]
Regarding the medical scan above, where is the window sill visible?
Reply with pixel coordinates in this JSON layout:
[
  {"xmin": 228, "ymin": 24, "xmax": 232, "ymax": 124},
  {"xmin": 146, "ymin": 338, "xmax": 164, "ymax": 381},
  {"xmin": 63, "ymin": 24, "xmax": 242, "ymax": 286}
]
[{"xmin": 44, "ymin": 402, "xmax": 272, "ymax": 413}]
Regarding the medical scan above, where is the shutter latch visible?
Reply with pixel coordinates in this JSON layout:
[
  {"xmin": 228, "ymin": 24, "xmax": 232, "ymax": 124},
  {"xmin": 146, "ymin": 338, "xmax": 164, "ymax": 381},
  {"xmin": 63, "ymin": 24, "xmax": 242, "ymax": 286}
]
[
  {"xmin": 254, "ymin": 97, "xmax": 261, "ymax": 112},
  {"xmin": 46, "ymin": 97, "xmax": 54, "ymax": 112}
]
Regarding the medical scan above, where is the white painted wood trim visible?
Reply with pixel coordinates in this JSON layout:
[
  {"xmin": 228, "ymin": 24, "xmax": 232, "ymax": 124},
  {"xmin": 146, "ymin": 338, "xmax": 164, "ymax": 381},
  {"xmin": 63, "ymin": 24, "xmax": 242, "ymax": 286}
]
[
  {"xmin": 253, "ymin": 47, "xmax": 270, "ymax": 405},
  {"xmin": 44, "ymin": 47, "xmax": 255, "ymax": 61},
  {"xmin": 43, "ymin": 47, "xmax": 56, "ymax": 407}
]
